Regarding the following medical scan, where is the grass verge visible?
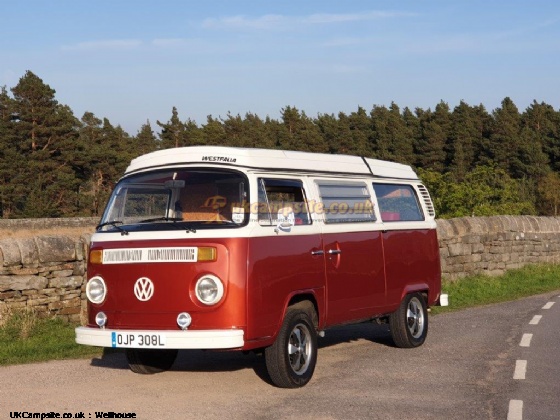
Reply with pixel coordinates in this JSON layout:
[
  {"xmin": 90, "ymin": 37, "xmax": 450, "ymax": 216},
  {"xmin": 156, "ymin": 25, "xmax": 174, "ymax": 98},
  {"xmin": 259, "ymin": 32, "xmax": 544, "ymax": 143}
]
[
  {"xmin": 432, "ymin": 263, "xmax": 560, "ymax": 314},
  {"xmin": 0, "ymin": 311, "xmax": 101, "ymax": 366}
]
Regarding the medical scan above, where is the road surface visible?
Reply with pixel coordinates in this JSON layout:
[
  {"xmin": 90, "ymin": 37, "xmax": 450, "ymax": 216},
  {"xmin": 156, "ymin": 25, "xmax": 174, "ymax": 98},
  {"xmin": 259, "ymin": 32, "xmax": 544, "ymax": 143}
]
[{"xmin": 0, "ymin": 291, "xmax": 558, "ymax": 420}]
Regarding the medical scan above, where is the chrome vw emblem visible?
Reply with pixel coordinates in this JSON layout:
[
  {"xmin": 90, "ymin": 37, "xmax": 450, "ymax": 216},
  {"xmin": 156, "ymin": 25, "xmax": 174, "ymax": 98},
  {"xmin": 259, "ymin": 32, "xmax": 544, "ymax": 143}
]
[{"xmin": 134, "ymin": 277, "xmax": 154, "ymax": 301}]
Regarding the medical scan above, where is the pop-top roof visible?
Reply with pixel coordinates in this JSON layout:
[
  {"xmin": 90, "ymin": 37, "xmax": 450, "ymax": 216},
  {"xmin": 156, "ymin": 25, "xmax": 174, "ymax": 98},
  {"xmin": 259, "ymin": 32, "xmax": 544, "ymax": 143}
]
[{"xmin": 125, "ymin": 146, "xmax": 418, "ymax": 180}]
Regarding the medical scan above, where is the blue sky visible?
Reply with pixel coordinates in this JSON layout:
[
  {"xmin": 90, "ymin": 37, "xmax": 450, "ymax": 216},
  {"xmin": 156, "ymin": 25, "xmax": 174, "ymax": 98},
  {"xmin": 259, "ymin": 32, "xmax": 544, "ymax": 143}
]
[{"xmin": 1, "ymin": 1, "xmax": 559, "ymax": 135}]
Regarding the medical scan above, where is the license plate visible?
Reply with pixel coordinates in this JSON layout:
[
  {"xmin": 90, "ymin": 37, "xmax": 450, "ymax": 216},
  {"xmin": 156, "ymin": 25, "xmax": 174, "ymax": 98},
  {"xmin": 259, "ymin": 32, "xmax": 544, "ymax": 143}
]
[{"xmin": 111, "ymin": 332, "xmax": 167, "ymax": 348}]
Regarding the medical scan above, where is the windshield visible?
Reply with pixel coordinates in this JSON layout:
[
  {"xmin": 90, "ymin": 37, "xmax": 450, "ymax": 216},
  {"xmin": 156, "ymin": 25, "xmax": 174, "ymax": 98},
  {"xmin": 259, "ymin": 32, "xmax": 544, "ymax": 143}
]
[{"xmin": 98, "ymin": 169, "xmax": 249, "ymax": 232}]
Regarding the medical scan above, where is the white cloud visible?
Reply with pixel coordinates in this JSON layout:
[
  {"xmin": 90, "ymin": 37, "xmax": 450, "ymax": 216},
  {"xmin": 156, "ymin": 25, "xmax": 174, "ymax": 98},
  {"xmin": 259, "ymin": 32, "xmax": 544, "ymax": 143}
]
[
  {"xmin": 202, "ymin": 10, "xmax": 415, "ymax": 31},
  {"xmin": 202, "ymin": 14, "xmax": 287, "ymax": 30},
  {"xmin": 61, "ymin": 39, "xmax": 143, "ymax": 51},
  {"xmin": 305, "ymin": 11, "xmax": 416, "ymax": 24}
]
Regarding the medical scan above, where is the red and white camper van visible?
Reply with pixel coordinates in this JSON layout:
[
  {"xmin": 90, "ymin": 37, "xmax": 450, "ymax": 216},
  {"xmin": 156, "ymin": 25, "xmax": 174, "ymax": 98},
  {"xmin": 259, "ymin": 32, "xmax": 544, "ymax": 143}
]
[{"xmin": 76, "ymin": 146, "xmax": 445, "ymax": 388}]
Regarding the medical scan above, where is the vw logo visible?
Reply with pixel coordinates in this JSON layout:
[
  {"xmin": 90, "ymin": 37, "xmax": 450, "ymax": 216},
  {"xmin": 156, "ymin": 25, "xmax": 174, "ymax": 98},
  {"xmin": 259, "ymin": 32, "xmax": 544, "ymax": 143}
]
[{"xmin": 134, "ymin": 277, "xmax": 154, "ymax": 301}]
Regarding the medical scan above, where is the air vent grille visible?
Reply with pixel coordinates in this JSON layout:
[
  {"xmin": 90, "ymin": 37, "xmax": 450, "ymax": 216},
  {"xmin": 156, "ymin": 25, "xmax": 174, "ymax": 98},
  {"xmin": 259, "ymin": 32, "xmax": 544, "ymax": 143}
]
[{"xmin": 417, "ymin": 184, "xmax": 435, "ymax": 217}]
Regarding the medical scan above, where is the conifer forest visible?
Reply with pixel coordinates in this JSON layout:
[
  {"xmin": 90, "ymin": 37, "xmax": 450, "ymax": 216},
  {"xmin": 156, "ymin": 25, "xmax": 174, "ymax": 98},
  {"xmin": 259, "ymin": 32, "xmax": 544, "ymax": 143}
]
[{"xmin": 1, "ymin": 70, "xmax": 559, "ymax": 219}]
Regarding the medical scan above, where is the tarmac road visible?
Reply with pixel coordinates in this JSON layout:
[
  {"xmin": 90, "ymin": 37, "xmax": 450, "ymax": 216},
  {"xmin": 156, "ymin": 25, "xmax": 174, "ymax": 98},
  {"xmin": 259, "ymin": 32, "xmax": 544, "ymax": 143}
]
[{"xmin": 0, "ymin": 291, "xmax": 558, "ymax": 420}]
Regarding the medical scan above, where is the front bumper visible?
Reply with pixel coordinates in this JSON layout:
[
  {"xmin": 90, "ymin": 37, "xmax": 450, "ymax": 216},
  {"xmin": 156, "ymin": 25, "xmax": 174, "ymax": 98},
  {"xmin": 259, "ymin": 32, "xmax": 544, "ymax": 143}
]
[{"xmin": 75, "ymin": 326, "xmax": 244, "ymax": 349}]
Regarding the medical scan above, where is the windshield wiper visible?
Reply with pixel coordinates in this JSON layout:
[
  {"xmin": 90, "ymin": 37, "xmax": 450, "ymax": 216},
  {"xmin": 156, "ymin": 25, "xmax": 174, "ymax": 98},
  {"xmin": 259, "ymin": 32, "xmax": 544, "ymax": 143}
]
[
  {"xmin": 134, "ymin": 216, "xmax": 198, "ymax": 233},
  {"xmin": 96, "ymin": 220, "xmax": 129, "ymax": 236}
]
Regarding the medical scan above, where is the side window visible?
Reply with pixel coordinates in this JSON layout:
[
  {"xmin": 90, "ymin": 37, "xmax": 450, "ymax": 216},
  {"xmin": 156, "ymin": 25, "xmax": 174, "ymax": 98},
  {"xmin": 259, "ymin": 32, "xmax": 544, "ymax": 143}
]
[
  {"xmin": 373, "ymin": 184, "xmax": 424, "ymax": 222},
  {"xmin": 317, "ymin": 181, "xmax": 375, "ymax": 224},
  {"xmin": 258, "ymin": 178, "xmax": 311, "ymax": 226}
]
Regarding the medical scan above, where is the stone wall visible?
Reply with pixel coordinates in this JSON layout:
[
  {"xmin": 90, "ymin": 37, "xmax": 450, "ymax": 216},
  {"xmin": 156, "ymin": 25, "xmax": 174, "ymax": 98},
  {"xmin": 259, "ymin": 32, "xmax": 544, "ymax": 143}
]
[
  {"xmin": 0, "ymin": 217, "xmax": 98, "ymax": 232},
  {"xmin": 1, "ymin": 215, "xmax": 560, "ymax": 321},
  {"xmin": 437, "ymin": 215, "xmax": 560, "ymax": 279},
  {"xmin": 0, "ymin": 234, "xmax": 91, "ymax": 323}
]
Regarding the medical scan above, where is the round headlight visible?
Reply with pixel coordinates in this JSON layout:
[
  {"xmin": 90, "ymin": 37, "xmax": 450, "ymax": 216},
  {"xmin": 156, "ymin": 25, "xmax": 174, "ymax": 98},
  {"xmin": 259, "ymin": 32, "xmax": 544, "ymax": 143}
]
[
  {"xmin": 86, "ymin": 276, "xmax": 107, "ymax": 304},
  {"xmin": 195, "ymin": 275, "xmax": 224, "ymax": 305}
]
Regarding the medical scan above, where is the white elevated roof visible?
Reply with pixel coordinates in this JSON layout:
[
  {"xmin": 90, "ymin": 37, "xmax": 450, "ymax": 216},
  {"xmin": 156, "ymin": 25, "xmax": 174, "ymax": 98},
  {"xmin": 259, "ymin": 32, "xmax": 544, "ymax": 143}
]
[{"xmin": 125, "ymin": 146, "xmax": 418, "ymax": 180}]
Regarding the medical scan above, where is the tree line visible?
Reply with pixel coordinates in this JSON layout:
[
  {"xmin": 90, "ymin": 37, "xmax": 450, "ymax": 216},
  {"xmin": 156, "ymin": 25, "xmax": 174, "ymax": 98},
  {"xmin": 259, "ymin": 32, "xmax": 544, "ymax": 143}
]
[{"xmin": 1, "ymin": 70, "xmax": 559, "ymax": 219}]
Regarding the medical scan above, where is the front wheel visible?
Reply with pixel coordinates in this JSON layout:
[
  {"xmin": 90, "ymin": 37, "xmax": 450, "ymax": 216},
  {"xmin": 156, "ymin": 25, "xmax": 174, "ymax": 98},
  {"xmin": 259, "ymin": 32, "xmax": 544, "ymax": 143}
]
[
  {"xmin": 389, "ymin": 293, "xmax": 429, "ymax": 348},
  {"xmin": 265, "ymin": 302, "xmax": 318, "ymax": 388},
  {"xmin": 125, "ymin": 349, "xmax": 178, "ymax": 374}
]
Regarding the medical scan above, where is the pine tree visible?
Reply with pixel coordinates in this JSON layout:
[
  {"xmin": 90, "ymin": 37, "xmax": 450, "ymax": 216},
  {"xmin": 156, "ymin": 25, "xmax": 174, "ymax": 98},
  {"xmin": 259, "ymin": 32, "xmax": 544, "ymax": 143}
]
[
  {"xmin": 516, "ymin": 126, "xmax": 549, "ymax": 179},
  {"xmin": 223, "ymin": 113, "xmax": 245, "ymax": 147},
  {"xmin": 522, "ymin": 101, "xmax": 560, "ymax": 172},
  {"xmin": 279, "ymin": 106, "xmax": 328, "ymax": 153},
  {"xmin": 10, "ymin": 71, "xmax": 81, "ymax": 217},
  {"xmin": 370, "ymin": 103, "xmax": 414, "ymax": 163},
  {"xmin": 447, "ymin": 101, "xmax": 483, "ymax": 180},
  {"xmin": 184, "ymin": 118, "xmax": 204, "ymax": 146},
  {"xmin": 0, "ymin": 86, "xmax": 24, "ymax": 217},
  {"xmin": 202, "ymin": 115, "xmax": 227, "ymax": 146},
  {"xmin": 347, "ymin": 106, "xmax": 373, "ymax": 157},
  {"xmin": 135, "ymin": 120, "xmax": 158, "ymax": 155},
  {"xmin": 242, "ymin": 113, "xmax": 276, "ymax": 149},
  {"xmin": 157, "ymin": 106, "xmax": 186, "ymax": 149},
  {"xmin": 414, "ymin": 102, "xmax": 450, "ymax": 172},
  {"xmin": 488, "ymin": 97, "xmax": 523, "ymax": 177},
  {"xmin": 316, "ymin": 113, "xmax": 342, "ymax": 154},
  {"xmin": 369, "ymin": 105, "xmax": 392, "ymax": 160},
  {"xmin": 78, "ymin": 115, "xmax": 132, "ymax": 216}
]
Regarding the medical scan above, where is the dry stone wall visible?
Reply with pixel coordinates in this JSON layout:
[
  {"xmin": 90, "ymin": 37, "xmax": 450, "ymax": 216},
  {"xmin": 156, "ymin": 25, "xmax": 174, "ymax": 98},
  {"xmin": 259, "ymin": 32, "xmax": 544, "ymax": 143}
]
[
  {"xmin": 0, "ymin": 216, "xmax": 560, "ymax": 320},
  {"xmin": 437, "ymin": 216, "xmax": 560, "ymax": 279},
  {"xmin": 0, "ymin": 217, "xmax": 97, "ymax": 232},
  {"xmin": 0, "ymin": 234, "xmax": 91, "ymax": 322}
]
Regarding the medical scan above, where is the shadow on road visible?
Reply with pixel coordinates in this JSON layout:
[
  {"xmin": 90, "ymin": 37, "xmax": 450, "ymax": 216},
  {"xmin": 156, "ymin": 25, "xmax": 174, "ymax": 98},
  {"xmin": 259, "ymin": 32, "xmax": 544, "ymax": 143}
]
[{"xmin": 87, "ymin": 321, "xmax": 395, "ymax": 385}]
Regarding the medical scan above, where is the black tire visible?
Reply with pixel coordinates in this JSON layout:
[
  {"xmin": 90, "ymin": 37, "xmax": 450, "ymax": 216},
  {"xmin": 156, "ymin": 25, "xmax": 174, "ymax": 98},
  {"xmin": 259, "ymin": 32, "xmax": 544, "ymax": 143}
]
[
  {"xmin": 389, "ymin": 293, "xmax": 428, "ymax": 348},
  {"xmin": 125, "ymin": 349, "xmax": 178, "ymax": 374},
  {"xmin": 265, "ymin": 302, "xmax": 318, "ymax": 388}
]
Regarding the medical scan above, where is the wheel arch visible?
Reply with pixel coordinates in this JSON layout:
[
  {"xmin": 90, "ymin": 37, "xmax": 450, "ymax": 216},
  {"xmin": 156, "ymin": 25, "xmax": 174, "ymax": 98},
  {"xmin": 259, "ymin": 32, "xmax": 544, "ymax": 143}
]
[
  {"xmin": 287, "ymin": 293, "xmax": 319, "ymax": 329},
  {"xmin": 265, "ymin": 292, "xmax": 320, "ymax": 388},
  {"xmin": 401, "ymin": 283, "xmax": 430, "ymax": 305}
]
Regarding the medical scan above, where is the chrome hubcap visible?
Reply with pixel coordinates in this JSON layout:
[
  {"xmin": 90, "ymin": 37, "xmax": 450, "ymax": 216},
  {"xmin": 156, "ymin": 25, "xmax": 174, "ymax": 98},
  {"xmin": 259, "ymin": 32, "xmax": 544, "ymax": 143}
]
[
  {"xmin": 288, "ymin": 323, "xmax": 312, "ymax": 375},
  {"xmin": 407, "ymin": 297, "xmax": 425, "ymax": 338}
]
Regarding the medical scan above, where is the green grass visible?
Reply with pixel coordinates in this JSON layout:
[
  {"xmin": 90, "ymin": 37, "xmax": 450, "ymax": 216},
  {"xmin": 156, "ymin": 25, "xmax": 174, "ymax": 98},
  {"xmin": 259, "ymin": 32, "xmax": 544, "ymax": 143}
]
[
  {"xmin": 433, "ymin": 263, "xmax": 560, "ymax": 314},
  {"xmin": 1, "ymin": 263, "xmax": 560, "ymax": 365},
  {"xmin": 0, "ymin": 311, "xmax": 101, "ymax": 366}
]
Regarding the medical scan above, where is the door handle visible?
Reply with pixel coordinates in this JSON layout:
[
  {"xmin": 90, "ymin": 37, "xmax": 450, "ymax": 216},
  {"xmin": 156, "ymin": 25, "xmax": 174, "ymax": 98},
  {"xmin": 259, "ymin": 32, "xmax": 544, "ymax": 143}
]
[
  {"xmin": 311, "ymin": 250, "xmax": 324, "ymax": 256},
  {"xmin": 327, "ymin": 249, "xmax": 342, "ymax": 255}
]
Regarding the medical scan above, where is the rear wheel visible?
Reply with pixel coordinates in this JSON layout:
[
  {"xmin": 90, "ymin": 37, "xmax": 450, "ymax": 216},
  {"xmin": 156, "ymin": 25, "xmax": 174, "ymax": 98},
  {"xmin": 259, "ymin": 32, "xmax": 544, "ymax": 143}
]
[
  {"xmin": 265, "ymin": 302, "xmax": 318, "ymax": 388},
  {"xmin": 389, "ymin": 293, "xmax": 428, "ymax": 348},
  {"xmin": 125, "ymin": 349, "xmax": 178, "ymax": 374}
]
